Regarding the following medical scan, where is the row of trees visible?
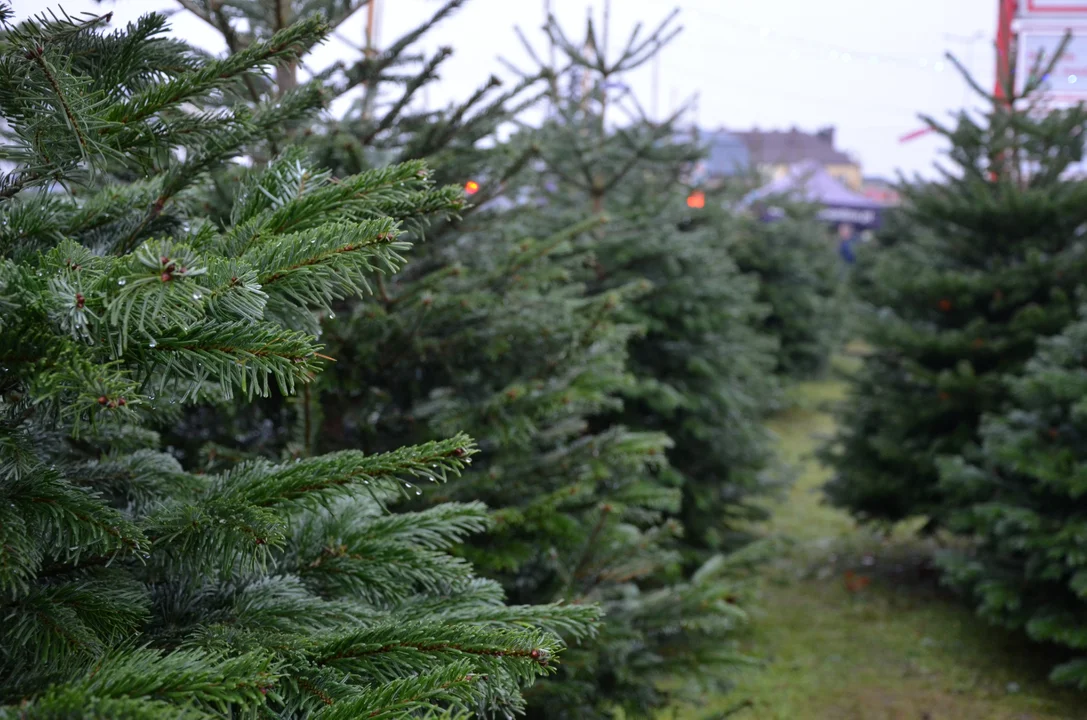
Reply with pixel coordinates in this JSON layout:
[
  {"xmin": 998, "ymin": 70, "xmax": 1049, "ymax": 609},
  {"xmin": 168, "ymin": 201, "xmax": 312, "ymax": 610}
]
[
  {"xmin": 825, "ymin": 45, "xmax": 1087, "ymax": 689},
  {"xmin": 0, "ymin": 1, "xmax": 842, "ymax": 716}
]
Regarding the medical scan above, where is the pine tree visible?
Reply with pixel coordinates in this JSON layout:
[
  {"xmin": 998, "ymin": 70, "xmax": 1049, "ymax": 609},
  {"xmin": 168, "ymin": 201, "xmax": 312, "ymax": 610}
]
[
  {"xmin": 0, "ymin": 7, "xmax": 594, "ymax": 717},
  {"xmin": 824, "ymin": 44, "xmax": 1087, "ymax": 525},
  {"xmin": 522, "ymin": 12, "xmax": 782, "ymax": 555},
  {"xmin": 936, "ymin": 309, "xmax": 1087, "ymax": 690}
]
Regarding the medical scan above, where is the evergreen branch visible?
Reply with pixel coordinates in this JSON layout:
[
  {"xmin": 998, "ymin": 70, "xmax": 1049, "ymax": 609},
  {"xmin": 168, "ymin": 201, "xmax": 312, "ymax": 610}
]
[
  {"xmin": 409, "ymin": 75, "xmax": 503, "ymax": 156},
  {"xmin": 340, "ymin": 501, "xmax": 490, "ymax": 550},
  {"xmin": 1, "ymin": 572, "xmax": 149, "ymax": 665},
  {"xmin": 143, "ymin": 497, "xmax": 283, "ymax": 577},
  {"xmin": 361, "ymin": 48, "xmax": 454, "ymax": 146},
  {"xmin": 342, "ymin": 0, "xmax": 467, "ymax": 95},
  {"xmin": 136, "ymin": 320, "xmax": 324, "ymax": 400},
  {"xmin": 116, "ymin": 85, "xmax": 324, "ymax": 254},
  {"xmin": 219, "ymin": 435, "xmax": 477, "ymax": 509},
  {"xmin": 246, "ymin": 220, "xmax": 407, "ymax": 322},
  {"xmin": 231, "ymin": 159, "xmax": 439, "ymax": 244},
  {"xmin": 24, "ymin": 45, "xmax": 89, "ymax": 158},
  {"xmin": 0, "ymin": 467, "xmax": 146, "ymax": 593},
  {"xmin": 311, "ymin": 661, "xmax": 479, "ymax": 720},
  {"xmin": 103, "ymin": 16, "xmax": 327, "ymax": 128},
  {"xmin": 311, "ymin": 623, "xmax": 556, "ymax": 673},
  {"xmin": 3, "ymin": 646, "xmax": 279, "ymax": 716}
]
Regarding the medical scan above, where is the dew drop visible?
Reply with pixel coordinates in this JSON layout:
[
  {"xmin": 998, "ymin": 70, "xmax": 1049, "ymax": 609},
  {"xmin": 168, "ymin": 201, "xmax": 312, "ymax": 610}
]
[
  {"xmin": 219, "ymin": 519, "xmax": 226, "ymax": 524},
  {"xmin": 117, "ymin": 278, "xmax": 127, "ymax": 286},
  {"xmin": 328, "ymin": 311, "xmax": 335, "ymax": 319},
  {"xmin": 192, "ymin": 291, "xmax": 203, "ymax": 300},
  {"xmin": 415, "ymin": 490, "xmax": 421, "ymax": 495},
  {"xmin": 148, "ymin": 339, "xmax": 157, "ymax": 348}
]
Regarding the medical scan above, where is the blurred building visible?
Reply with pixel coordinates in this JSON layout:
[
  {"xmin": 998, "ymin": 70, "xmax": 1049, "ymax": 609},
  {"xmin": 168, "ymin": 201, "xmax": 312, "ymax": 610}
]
[
  {"xmin": 732, "ymin": 126, "xmax": 862, "ymax": 190},
  {"xmin": 860, "ymin": 176, "xmax": 901, "ymax": 206},
  {"xmin": 680, "ymin": 129, "xmax": 752, "ymax": 186}
]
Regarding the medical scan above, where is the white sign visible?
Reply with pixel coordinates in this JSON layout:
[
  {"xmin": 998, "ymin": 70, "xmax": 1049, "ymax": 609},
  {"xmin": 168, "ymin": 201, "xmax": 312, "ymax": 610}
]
[
  {"xmin": 1021, "ymin": 0, "xmax": 1087, "ymax": 17},
  {"xmin": 1016, "ymin": 24, "xmax": 1087, "ymax": 101}
]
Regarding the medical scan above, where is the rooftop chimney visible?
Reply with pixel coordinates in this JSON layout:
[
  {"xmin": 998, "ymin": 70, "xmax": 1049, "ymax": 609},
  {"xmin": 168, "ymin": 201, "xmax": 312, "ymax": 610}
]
[{"xmin": 816, "ymin": 126, "xmax": 835, "ymax": 146}]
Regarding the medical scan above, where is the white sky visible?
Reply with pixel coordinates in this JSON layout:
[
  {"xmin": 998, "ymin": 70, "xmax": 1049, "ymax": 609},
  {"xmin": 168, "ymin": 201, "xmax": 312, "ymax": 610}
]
[{"xmin": 12, "ymin": 0, "xmax": 998, "ymax": 180}]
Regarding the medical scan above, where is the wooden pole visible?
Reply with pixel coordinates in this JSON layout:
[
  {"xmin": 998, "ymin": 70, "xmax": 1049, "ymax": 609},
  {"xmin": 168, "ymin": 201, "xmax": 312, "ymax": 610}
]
[
  {"xmin": 365, "ymin": 0, "xmax": 377, "ymax": 54},
  {"xmin": 362, "ymin": 0, "xmax": 381, "ymax": 120}
]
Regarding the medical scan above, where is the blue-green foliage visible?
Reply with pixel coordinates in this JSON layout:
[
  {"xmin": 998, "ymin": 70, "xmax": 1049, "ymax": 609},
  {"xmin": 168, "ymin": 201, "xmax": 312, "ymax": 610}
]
[
  {"xmin": 825, "ymin": 96, "xmax": 1087, "ymax": 525},
  {"xmin": 938, "ymin": 314, "xmax": 1087, "ymax": 689},
  {"xmin": 0, "ymin": 7, "xmax": 595, "ymax": 717}
]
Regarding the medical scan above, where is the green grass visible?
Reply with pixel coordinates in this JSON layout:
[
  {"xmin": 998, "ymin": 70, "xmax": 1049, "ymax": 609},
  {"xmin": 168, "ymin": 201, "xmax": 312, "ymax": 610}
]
[{"xmin": 661, "ymin": 375, "xmax": 1086, "ymax": 720}]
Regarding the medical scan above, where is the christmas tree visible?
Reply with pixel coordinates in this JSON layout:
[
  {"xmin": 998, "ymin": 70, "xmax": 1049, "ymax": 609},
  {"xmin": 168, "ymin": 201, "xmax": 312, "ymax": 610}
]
[
  {"xmin": 729, "ymin": 204, "xmax": 843, "ymax": 379},
  {"xmin": 523, "ymin": 11, "xmax": 781, "ymax": 555},
  {"xmin": 0, "ymin": 7, "xmax": 594, "ymax": 716},
  {"xmin": 937, "ymin": 310, "xmax": 1087, "ymax": 689},
  {"xmin": 310, "ymin": 202, "xmax": 754, "ymax": 717},
  {"xmin": 824, "ymin": 44, "xmax": 1087, "ymax": 525},
  {"xmin": 168, "ymin": 3, "xmax": 760, "ymax": 714}
]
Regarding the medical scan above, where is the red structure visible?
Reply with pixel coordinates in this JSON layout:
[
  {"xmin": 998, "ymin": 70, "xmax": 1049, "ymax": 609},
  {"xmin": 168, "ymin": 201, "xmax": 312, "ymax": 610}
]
[
  {"xmin": 996, "ymin": 0, "xmax": 1018, "ymax": 103},
  {"xmin": 902, "ymin": 0, "xmax": 1018, "ymax": 143}
]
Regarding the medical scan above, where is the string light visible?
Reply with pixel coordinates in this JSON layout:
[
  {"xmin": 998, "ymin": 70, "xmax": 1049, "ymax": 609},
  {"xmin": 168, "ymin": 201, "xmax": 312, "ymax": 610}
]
[
  {"xmin": 687, "ymin": 191, "xmax": 706, "ymax": 209},
  {"xmin": 464, "ymin": 180, "xmax": 480, "ymax": 195}
]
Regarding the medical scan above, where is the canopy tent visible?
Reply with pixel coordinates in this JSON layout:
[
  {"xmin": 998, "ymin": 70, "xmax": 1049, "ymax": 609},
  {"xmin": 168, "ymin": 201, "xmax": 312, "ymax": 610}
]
[{"xmin": 743, "ymin": 160, "xmax": 887, "ymax": 230}]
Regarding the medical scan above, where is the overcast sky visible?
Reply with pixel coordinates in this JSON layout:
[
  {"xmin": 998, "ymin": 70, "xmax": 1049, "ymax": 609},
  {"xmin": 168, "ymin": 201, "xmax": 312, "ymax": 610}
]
[{"xmin": 13, "ymin": 0, "xmax": 997, "ymax": 180}]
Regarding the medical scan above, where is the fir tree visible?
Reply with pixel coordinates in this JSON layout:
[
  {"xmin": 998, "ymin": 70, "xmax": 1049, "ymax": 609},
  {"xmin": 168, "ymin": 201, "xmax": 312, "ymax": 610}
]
[
  {"xmin": 172, "ymin": 4, "xmax": 760, "ymax": 714},
  {"xmin": 312, "ymin": 206, "xmax": 754, "ymax": 718},
  {"xmin": 0, "ymin": 7, "xmax": 594, "ymax": 717},
  {"xmin": 522, "ymin": 12, "xmax": 781, "ymax": 555},
  {"xmin": 937, "ymin": 309, "xmax": 1087, "ymax": 690},
  {"xmin": 729, "ymin": 204, "xmax": 843, "ymax": 379},
  {"xmin": 824, "ymin": 44, "xmax": 1087, "ymax": 525}
]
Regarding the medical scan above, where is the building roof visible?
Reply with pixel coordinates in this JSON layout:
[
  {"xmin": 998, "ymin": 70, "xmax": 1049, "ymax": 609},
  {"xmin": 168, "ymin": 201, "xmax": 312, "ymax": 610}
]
[
  {"xmin": 732, "ymin": 126, "xmax": 854, "ymax": 167},
  {"xmin": 745, "ymin": 161, "xmax": 884, "ymax": 210},
  {"xmin": 703, "ymin": 130, "xmax": 751, "ymax": 177},
  {"xmin": 673, "ymin": 128, "xmax": 751, "ymax": 180}
]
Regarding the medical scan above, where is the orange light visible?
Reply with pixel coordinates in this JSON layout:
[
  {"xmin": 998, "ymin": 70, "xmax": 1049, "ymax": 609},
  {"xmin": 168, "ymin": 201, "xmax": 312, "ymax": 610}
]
[
  {"xmin": 464, "ymin": 180, "xmax": 480, "ymax": 195},
  {"xmin": 686, "ymin": 190, "xmax": 705, "ymax": 209}
]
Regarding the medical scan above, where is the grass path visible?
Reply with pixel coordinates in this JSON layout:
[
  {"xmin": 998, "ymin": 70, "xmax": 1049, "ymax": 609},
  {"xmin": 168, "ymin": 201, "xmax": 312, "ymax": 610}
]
[{"xmin": 664, "ymin": 374, "xmax": 1085, "ymax": 720}]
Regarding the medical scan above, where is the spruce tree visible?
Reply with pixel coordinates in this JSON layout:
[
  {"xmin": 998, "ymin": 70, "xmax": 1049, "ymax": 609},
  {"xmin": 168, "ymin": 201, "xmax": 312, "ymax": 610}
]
[
  {"xmin": 937, "ymin": 310, "xmax": 1087, "ymax": 689},
  {"xmin": 0, "ymin": 7, "xmax": 593, "ymax": 717},
  {"xmin": 824, "ymin": 46, "xmax": 1087, "ymax": 525},
  {"xmin": 522, "ymin": 12, "xmax": 781, "ymax": 555}
]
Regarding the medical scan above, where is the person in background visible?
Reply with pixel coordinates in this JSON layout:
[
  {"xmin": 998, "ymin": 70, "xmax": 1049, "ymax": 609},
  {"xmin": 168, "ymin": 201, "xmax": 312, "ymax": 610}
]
[{"xmin": 837, "ymin": 222, "xmax": 857, "ymax": 264}]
